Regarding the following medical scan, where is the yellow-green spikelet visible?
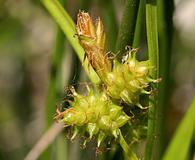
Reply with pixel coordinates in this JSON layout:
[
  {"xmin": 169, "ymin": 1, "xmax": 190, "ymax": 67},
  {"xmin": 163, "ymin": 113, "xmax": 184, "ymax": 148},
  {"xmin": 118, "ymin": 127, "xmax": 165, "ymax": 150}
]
[
  {"xmin": 76, "ymin": 11, "xmax": 158, "ymax": 108},
  {"xmin": 104, "ymin": 49, "xmax": 155, "ymax": 107},
  {"xmin": 55, "ymin": 87, "xmax": 129, "ymax": 147}
]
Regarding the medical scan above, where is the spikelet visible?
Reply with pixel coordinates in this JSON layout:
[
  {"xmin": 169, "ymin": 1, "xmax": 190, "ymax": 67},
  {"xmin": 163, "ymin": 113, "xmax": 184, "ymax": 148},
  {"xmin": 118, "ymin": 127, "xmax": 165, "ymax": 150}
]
[
  {"xmin": 76, "ymin": 11, "xmax": 159, "ymax": 108},
  {"xmin": 104, "ymin": 48, "xmax": 158, "ymax": 107},
  {"xmin": 55, "ymin": 86, "xmax": 129, "ymax": 147},
  {"xmin": 76, "ymin": 11, "xmax": 112, "ymax": 79}
]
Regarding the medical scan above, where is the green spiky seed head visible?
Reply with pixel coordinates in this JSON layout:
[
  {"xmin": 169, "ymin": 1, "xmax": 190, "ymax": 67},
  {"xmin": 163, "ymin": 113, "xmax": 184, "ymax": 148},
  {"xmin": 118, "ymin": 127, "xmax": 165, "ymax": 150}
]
[
  {"xmin": 55, "ymin": 86, "xmax": 129, "ymax": 147},
  {"xmin": 76, "ymin": 11, "xmax": 159, "ymax": 108},
  {"xmin": 104, "ymin": 49, "xmax": 156, "ymax": 107}
]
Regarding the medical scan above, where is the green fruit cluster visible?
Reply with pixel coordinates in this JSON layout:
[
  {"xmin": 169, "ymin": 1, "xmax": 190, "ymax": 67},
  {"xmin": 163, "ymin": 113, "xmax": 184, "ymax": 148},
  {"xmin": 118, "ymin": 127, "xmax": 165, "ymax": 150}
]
[
  {"xmin": 55, "ymin": 11, "xmax": 159, "ymax": 149},
  {"xmin": 55, "ymin": 87, "xmax": 129, "ymax": 146},
  {"xmin": 76, "ymin": 11, "xmax": 158, "ymax": 108},
  {"xmin": 104, "ymin": 49, "xmax": 157, "ymax": 107}
]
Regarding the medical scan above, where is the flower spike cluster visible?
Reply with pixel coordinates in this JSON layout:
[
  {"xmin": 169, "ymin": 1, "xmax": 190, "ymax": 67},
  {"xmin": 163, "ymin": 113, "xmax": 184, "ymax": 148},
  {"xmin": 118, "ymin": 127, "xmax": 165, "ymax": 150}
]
[
  {"xmin": 76, "ymin": 11, "xmax": 159, "ymax": 107},
  {"xmin": 104, "ymin": 48, "xmax": 158, "ymax": 107},
  {"xmin": 56, "ymin": 11, "xmax": 159, "ymax": 150},
  {"xmin": 55, "ymin": 86, "xmax": 129, "ymax": 146}
]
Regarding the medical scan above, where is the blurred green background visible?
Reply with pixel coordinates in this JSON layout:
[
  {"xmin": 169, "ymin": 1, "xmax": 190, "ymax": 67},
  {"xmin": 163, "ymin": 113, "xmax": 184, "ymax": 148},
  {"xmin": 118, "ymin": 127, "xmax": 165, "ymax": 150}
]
[{"xmin": 0, "ymin": 0, "xmax": 194, "ymax": 159}]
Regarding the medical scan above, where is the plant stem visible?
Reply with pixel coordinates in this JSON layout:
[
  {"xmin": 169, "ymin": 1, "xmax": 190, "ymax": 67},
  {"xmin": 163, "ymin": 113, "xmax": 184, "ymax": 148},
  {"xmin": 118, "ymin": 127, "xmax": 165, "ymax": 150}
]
[
  {"xmin": 56, "ymin": 133, "xmax": 68, "ymax": 160},
  {"xmin": 118, "ymin": 130, "xmax": 138, "ymax": 160},
  {"xmin": 133, "ymin": 0, "xmax": 145, "ymax": 48},
  {"xmin": 115, "ymin": 0, "xmax": 140, "ymax": 61},
  {"xmin": 100, "ymin": 0, "xmax": 118, "ymax": 51},
  {"xmin": 156, "ymin": 0, "xmax": 174, "ymax": 158},
  {"xmin": 144, "ymin": 0, "xmax": 159, "ymax": 160},
  {"xmin": 41, "ymin": 0, "xmax": 100, "ymax": 84}
]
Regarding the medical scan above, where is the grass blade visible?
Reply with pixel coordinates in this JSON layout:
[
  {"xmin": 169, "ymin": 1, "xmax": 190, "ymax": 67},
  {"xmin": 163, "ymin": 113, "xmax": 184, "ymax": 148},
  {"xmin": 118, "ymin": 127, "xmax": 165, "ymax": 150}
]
[
  {"xmin": 100, "ymin": 0, "xmax": 118, "ymax": 51},
  {"xmin": 144, "ymin": 0, "xmax": 159, "ymax": 159},
  {"xmin": 163, "ymin": 98, "xmax": 195, "ymax": 160},
  {"xmin": 118, "ymin": 130, "xmax": 138, "ymax": 160},
  {"xmin": 115, "ymin": 0, "xmax": 140, "ymax": 60},
  {"xmin": 132, "ymin": 0, "xmax": 145, "ymax": 48},
  {"xmin": 156, "ymin": 0, "xmax": 174, "ymax": 158}
]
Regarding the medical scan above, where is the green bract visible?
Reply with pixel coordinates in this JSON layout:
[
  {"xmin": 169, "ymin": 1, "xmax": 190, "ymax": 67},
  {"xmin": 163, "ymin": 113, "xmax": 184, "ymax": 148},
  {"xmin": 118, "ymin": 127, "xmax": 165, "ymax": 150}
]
[{"xmin": 55, "ymin": 86, "xmax": 129, "ymax": 147}]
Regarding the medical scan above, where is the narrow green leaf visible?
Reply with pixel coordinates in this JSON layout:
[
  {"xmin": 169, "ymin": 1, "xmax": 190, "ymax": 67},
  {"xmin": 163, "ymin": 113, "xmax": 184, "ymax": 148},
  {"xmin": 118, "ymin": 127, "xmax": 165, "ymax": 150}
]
[
  {"xmin": 41, "ymin": 0, "xmax": 100, "ymax": 84},
  {"xmin": 56, "ymin": 134, "xmax": 68, "ymax": 160},
  {"xmin": 118, "ymin": 130, "xmax": 138, "ymax": 160},
  {"xmin": 163, "ymin": 98, "xmax": 195, "ymax": 160},
  {"xmin": 132, "ymin": 0, "xmax": 145, "ymax": 48},
  {"xmin": 115, "ymin": 0, "xmax": 140, "ymax": 61},
  {"xmin": 100, "ymin": 0, "xmax": 118, "ymax": 51},
  {"xmin": 156, "ymin": 0, "xmax": 174, "ymax": 158},
  {"xmin": 144, "ymin": 0, "xmax": 159, "ymax": 159}
]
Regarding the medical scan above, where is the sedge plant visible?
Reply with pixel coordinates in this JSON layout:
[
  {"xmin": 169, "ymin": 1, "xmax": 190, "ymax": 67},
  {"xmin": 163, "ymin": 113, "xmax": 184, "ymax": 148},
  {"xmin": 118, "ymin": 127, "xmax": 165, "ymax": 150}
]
[
  {"xmin": 40, "ymin": 1, "xmax": 195, "ymax": 160},
  {"xmin": 54, "ymin": 11, "xmax": 159, "ymax": 159}
]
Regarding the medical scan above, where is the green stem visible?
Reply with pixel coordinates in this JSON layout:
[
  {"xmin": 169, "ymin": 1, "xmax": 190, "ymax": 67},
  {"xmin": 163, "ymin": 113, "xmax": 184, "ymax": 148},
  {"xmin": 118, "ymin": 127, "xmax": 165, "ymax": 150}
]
[
  {"xmin": 56, "ymin": 134, "xmax": 68, "ymax": 160},
  {"xmin": 41, "ymin": 0, "xmax": 100, "ymax": 84},
  {"xmin": 115, "ymin": 0, "xmax": 140, "ymax": 61},
  {"xmin": 100, "ymin": 0, "xmax": 118, "ymax": 51},
  {"xmin": 144, "ymin": 0, "xmax": 159, "ymax": 160},
  {"xmin": 119, "ymin": 130, "xmax": 138, "ymax": 160},
  {"xmin": 133, "ymin": 0, "xmax": 145, "ymax": 48},
  {"xmin": 156, "ymin": 0, "xmax": 174, "ymax": 158}
]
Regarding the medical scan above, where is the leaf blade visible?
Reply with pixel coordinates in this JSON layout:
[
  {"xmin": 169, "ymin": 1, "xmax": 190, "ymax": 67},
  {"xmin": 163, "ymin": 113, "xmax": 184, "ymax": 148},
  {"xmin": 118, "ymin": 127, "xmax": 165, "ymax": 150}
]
[{"xmin": 163, "ymin": 98, "xmax": 195, "ymax": 160}]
